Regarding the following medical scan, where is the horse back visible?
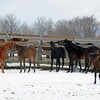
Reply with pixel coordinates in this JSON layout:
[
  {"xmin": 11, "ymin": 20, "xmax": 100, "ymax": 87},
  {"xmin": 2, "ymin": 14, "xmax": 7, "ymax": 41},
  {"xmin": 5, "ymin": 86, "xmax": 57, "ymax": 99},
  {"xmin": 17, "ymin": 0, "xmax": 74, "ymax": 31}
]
[{"xmin": 17, "ymin": 45, "xmax": 36, "ymax": 59}]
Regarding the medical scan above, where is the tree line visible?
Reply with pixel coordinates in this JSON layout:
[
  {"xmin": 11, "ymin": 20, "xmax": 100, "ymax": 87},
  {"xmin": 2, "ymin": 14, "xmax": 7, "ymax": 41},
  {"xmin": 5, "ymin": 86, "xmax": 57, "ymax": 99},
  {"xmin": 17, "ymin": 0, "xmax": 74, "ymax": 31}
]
[{"xmin": 0, "ymin": 14, "xmax": 100, "ymax": 38}]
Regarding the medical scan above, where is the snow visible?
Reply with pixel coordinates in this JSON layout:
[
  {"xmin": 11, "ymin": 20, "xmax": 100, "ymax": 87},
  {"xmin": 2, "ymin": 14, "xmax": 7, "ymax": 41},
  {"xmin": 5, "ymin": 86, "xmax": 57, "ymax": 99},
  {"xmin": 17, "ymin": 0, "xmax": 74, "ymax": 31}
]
[{"xmin": 0, "ymin": 63, "xmax": 100, "ymax": 100}]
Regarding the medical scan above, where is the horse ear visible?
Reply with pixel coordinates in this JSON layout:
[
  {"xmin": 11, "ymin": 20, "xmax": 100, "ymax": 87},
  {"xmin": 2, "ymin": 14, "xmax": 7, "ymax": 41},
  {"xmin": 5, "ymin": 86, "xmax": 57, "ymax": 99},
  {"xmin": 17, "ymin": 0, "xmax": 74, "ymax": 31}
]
[
  {"xmin": 64, "ymin": 39, "xmax": 68, "ymax": 42},
  {"xmin": 65, "ymin": 38, "xmax": 67, "ymax": 41}
]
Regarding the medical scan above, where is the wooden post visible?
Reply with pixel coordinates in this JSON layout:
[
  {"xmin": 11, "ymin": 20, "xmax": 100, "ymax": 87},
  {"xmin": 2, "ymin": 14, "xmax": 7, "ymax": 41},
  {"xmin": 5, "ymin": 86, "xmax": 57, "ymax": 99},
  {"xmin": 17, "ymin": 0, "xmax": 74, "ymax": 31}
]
[{"xmin": 37, "ymin": 40, "xmax": 42, "ymax": 67}]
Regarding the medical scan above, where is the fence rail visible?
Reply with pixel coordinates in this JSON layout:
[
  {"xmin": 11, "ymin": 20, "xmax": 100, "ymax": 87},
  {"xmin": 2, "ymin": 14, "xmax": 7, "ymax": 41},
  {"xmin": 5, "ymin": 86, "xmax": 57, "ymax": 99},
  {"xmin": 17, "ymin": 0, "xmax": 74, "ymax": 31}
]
[{"xmin": 0, "ymin": 33, "xmax": 100, "ymax": 68}]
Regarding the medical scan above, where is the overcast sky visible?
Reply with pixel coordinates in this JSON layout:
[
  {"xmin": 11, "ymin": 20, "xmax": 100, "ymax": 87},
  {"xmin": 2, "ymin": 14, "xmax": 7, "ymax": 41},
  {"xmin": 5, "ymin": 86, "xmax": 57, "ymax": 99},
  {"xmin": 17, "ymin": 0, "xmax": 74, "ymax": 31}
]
[{"xmin": 0, "ymin": 0, "xmax": 100, "ymax": 24}]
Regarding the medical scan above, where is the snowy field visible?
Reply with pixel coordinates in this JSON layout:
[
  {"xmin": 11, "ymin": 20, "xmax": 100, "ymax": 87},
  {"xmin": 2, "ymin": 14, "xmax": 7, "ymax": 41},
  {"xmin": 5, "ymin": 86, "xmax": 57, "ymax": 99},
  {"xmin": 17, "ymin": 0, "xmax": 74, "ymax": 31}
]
[{"xmin": 0, "ymin": 63, "xmax": 100, "ymax": 100}]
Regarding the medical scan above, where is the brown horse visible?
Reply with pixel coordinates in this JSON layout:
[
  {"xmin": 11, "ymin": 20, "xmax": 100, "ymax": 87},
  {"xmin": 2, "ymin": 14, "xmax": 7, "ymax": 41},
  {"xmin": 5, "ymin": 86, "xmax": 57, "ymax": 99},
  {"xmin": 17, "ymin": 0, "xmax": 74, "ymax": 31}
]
[
  {"xmin": 15, "ymin": 44, "xmax": 37, "ymax": 73},
  {"xmin": 9, "ymin": 38, "xmax": 29, "ymax": 57},
  {"xmin": 0, "ymin": 41, "xmax": 14, "ymax": 73},
  {"xmin": 90, "ymin": 53, "xmax": 100, "ymax": 84}
]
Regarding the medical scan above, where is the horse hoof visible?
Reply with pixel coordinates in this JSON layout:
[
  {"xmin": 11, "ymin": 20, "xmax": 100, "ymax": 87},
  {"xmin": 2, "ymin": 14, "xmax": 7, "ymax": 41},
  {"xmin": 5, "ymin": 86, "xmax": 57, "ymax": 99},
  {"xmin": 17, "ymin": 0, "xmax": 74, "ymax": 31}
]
[
  {"xmin": 20, "ymin": 70, "xmax": 22, "ymax": 73},
  {"xmin": 94, "ymin": 82, "xmax": 96, "ymax": 84},
  {"xmin": 67, "ymin": 70, "xmax": 70, "ymax": 73}
]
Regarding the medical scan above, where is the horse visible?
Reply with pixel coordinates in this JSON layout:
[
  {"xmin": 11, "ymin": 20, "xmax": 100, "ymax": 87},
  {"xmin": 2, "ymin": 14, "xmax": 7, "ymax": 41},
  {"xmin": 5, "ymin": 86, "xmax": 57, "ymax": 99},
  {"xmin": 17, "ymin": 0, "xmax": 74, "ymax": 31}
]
[
  {"xmin": 15, "ymin": 44, "xmax": 37, "ymax": 73},
  {"xmin": 57, "ymin": 39, "xmax": 100, "ymax": 73},
  {"xmin": 10, "ymin": 38, "xmax": 29, "ymax": 42},
  {"xmin": 0, "ymin": 41, "xmax": 14, "ymax": 73},
  {"xmin": 9, "ymin": 38, "xmax": 29, "ymax": 57},
  {"xmin": 50, "ymin": 41, "xmax": 66, "ymax": 72},
  {"xmin": 0, "ymin": 39, "xmax": 5, "ymax": 42},
  {"xmin": 10, "ymin": 38, "xmax": 23, "ymax": 41},
  {"xmin": 90, "ymin": 53, "xmax": 100, "ymax": 84},
  {"xmin": 83, "ymin": 45, "xmax": 100, "ymax": 72},
  {"xmin": 74, "ymin": 42, "xmax": 99, "ymax": 72}
]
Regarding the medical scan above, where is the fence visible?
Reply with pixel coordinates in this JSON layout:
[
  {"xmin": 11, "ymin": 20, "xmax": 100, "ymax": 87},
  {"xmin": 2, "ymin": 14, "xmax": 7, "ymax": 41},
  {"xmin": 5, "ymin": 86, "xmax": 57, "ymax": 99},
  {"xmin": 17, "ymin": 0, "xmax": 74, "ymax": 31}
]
[{"xmin": 0, "ymin": 33, "xmax": 100, "ymax": 68}]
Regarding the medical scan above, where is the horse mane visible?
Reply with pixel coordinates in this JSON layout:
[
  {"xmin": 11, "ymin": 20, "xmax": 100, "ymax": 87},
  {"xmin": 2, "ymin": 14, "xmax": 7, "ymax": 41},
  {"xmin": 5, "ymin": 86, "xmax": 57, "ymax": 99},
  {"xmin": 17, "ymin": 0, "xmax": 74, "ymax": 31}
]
[
  {"xmin": 65, "ymin": 39, "xmax": 85, "ymax": 51},
  {"xmin": 1, "ymin": 41, "xmax": 13, "ymax": 49}
]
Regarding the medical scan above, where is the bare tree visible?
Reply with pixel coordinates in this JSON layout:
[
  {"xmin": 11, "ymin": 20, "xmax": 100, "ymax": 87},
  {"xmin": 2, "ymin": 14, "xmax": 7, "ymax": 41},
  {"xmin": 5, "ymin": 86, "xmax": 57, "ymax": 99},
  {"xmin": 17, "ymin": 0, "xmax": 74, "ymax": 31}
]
[
  {"xmin": 54, "ymin": 19, "xmax": 80, "ymax": 37},
  {"xmin": 33, "ymin": 17, "xmax": 47, "ymax": 36},
  {"xmin": 20, "ymin": 22, "xmax": 31, "ymax": 34},
  {"xmin": 80, "ymin": 16, "xmax": 99, "ymax": 37},
  {"xmin": 54, "ymin": 20, "xmax": 68, "ymax": 36},
  {"xmin": 54, "ymin": 16, "xmax": 100, "ymax": 38},
  {"xmin": 46, "ymin": 19, "xmax": 54, "ymax": 35},
  {"xmin": 0, "ymin": 14, "xmax": 20, "ymax": 34}
]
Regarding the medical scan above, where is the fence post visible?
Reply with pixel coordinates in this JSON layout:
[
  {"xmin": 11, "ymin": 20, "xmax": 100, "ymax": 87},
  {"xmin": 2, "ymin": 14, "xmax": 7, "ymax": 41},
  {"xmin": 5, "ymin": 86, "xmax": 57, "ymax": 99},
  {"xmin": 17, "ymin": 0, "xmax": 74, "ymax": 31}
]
[{"xmin": 37, "ymin": 40, "xmax": 42, "ymax": 67}]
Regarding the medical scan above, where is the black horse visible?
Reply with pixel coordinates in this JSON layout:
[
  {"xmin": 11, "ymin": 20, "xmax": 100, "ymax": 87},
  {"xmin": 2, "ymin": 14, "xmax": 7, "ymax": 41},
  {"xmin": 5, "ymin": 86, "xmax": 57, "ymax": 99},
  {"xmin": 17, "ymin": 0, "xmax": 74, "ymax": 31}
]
[
  {"xmin": 57, "ymin": 39, "xmax": 100, "ymax": 73},
  {"xmin": 50, "ymin": 41, "xmax": 66, "ymax": 72}
]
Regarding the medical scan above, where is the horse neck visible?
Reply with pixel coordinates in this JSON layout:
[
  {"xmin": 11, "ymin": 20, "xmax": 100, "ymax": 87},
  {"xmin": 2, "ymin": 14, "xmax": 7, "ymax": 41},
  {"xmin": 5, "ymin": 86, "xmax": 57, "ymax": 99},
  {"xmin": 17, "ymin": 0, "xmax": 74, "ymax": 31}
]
[
  {"xmin": 16, "ymin": 45, "xmax": 27, "ymax": 55},
  {"xmin": 50, "ymin": 43, "xmax": 56, "ymax": 51},
  {"xmin": 3, "ymin": 42, "xmax": 13, "ymax": 50},
  {"xmin": 16, "ymin": 45, "xmax": 24, "ymax": 51},
  {"xmin": 64, "ymin": 42, "xmax": 73, "ymax": 54}
]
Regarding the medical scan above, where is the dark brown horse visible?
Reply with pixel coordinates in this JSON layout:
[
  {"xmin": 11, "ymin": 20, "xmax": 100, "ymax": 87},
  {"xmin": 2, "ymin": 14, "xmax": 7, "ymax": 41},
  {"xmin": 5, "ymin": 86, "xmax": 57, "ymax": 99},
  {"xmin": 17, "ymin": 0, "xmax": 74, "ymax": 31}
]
[
  {"xmin": 90, "ymin": 53, "xmax": 100, "ymax": 84},
  {"xmin": 15, "ymin": 44, "xmax": 37, "ymax": 73},
  {"xmin": 0, "ymin": 41, "xmax": 14, "ymax": 73},
  {"xmin": 57, "ymin": 39, "xmax": 100, "ymax": 73},
  {"xmin": 10, "ymin": 38, "xmax": 29, "ymax": 42},
  {"xmin": 0, "ymin": 39, "xmax": 5, "ymax": 42},
  {"xmin": 10, "ymin": 38, "xmax": 23, "ymax": 41}
]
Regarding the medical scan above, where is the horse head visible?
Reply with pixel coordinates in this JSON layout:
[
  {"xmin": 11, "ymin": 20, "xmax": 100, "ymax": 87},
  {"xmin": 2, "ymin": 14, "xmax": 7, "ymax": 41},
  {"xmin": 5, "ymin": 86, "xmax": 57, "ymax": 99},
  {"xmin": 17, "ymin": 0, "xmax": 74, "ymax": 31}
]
[{"xmin": 50, "ymin": 41, "xmax": 56, "ymax": 47}]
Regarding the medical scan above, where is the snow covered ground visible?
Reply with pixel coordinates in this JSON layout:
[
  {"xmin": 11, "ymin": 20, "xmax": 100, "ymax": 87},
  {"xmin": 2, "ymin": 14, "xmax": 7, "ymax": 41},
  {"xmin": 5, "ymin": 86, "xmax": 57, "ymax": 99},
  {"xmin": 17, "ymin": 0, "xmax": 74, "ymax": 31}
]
[{"xmin": 0, "ymin": 63, "xmax": 100, "ymax": 100}]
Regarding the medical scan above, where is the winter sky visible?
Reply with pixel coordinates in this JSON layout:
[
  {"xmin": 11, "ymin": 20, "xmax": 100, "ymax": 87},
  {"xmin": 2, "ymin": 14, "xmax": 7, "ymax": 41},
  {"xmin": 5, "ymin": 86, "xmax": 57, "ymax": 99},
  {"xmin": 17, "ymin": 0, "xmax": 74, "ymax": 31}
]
[{"xmin": 0, "ymin": 0, "xmax": 100, "ymax": 24}]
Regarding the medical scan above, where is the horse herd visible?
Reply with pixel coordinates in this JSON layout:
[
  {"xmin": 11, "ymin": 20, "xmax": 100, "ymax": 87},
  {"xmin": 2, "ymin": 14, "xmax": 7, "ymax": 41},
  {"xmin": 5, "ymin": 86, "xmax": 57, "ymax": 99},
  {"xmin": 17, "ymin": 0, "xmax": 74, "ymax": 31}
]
[{"xmin": 0, "ymin": 38, "xmax": 100, "ymax": 84}]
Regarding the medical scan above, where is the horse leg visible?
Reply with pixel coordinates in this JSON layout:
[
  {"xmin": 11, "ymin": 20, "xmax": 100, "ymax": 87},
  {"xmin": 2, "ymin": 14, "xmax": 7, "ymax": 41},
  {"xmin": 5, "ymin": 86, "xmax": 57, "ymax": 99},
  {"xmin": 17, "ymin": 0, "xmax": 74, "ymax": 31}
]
[
  {"xmin": 71, "ymin": 60, "xmax": 74, "ymax": 73},
  {"xmin": 79, "ymin": 61, "xmax": 82, "ymax": 72},
  {"xmin": 50, "ymin": 58, "xmax": 53, "ymax": 72},
  {"xmin": 57, "ymin": 58, "xmax": 60, "ymax": 72},
  {"xmin": 33, "ymin": 57, "xmax": 36, "ymax": 73},
  {"xmin": 74, "ymin": 60, "xmax": 78, "ymax": 72},
  {"xmin": 62, "ymin": 58, "xmax": 64, "ymax": 70},
  {"xmin": 28, "ymin": 59, "xmax": 31, "ymax": 73},
  {"xmin": 19, "ymin": 58, "xmax": 22, "ymax": 73},
  {"xmin": 75, "ymin": 60, "xmax": 77, "ymax": 68},
  {"xmin": 67, "ymin": 59, "xmax": 71, "ymax": 72},
  {"xmin": 83, "ymin": 58, "xmax": 87, "ymax": 73},
  {"xmin": 1, "ymin": 60, "xmax": 4, "ymax": 73},
  {"xmin": 85, "ymin": 59, "xmax": 90, "ymax": 73},
  {"xmin": 56, "ymin": 60, "xmax": 58, "ymax": 72},
  {"xmin": 99, "ymin": 71, "xmax": 100, "ymax": 83},
  {"xmin": 23, "ymin": 59, "xmax": 26, "ymax": 72},
  {"xmin": 94, "ymin": 69, "xmax": 97, "ymax": 84}
]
